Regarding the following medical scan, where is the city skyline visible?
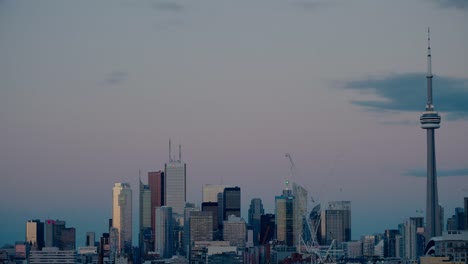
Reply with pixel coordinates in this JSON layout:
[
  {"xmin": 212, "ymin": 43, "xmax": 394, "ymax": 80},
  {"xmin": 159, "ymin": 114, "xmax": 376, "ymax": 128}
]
[{"xmin": 1, "ymin": 0, "xmax": 468, "ymax": 247}]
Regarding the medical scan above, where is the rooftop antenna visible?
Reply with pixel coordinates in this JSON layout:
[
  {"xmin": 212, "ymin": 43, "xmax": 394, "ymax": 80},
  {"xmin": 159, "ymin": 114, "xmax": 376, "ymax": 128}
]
[
  {"xmin": 179, "ymin": 144, "xmax": 182, "ymax": 162},
  {"xmin": 426, "ymin": 27, "xmax": 433, "ymax": 110},
  {"xmin": 169, "ymin": 139, "xmax": 172, "ymax": 162}
]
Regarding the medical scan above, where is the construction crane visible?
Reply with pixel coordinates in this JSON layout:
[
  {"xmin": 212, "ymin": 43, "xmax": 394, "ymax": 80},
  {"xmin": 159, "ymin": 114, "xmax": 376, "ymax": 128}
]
[{"xmin": 285, "ymin": 153, "xmax": 340, "ymax": 264}]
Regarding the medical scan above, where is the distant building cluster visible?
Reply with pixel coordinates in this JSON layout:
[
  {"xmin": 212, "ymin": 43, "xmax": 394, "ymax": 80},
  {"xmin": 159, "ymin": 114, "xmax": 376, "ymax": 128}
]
[{"xmin": 2, "ymin": 36, "xmax": 468, "ymax": 264}]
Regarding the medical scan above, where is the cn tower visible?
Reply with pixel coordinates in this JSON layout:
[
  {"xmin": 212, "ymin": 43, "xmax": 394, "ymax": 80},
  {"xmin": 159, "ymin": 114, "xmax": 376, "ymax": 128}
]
[{"xmin": 419, "ymin": 29, "xmax": 441, "ymax": 238}]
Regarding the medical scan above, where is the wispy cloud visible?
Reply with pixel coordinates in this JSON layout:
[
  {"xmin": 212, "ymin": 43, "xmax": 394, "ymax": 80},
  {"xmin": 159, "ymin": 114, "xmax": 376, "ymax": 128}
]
[
  {"xmin": 343, "ymin": 73, "xmax": 468, "ymax": 120},
  {"xmin": 406, "ymin": 168, "xmax": 468, "ymax": 177},
  {"xmin": 430, "ymin": 0, "xmax": 468, "ymax": 10},
  {"xmin": 103, "ymin": 71, "xmax": 128, "ymax": 86}
]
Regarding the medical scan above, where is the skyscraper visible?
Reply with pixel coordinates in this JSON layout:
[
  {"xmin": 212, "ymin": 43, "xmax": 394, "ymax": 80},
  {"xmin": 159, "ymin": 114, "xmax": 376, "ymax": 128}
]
[
  {"xmin": 223, "ymin": 215, "xmax": 247, "ymax": 248},
  {"xmin": 465, "ymin": 197, "xmax": 468, "ymax": 231},
  {"xmin": 26, "ymin": 220, "xmax": 44, "ymax": 250},
  {"xmin": 293, "ymin": 183, "xmax": 307, "ymax": 248},
  {"xmin": 202, "ymin": 202, "xmax": 219, "ymax": 235},
  {"xmin": 223, "ymin": 187, "xmax": 241, "ymax": 220},
  {"xmin": 260, "ymin": 214, "xmax": 275, "ymax": 245},
  {"xmin": 189, "ymin": 211, "xmax": 214, "ymax": 243},
  {"xmin": 404, "ymin": 217, "xmax": 424, "ymax": 260},
  {"xmin": 275, "ymin": 184, "xmax": 295, "ymax": 247},
  {"xmin": 139, "ymin": 178, "xmax": 152, "ymax": 231},
  {"xmin": 321, "ymin": 201, "xmax": 351, "ymax": 244},
  {"xmin": 183, "ymin": 204, "xmax": 199, "ymax": 257},
  {"xmin": 248, "ymin": 198, "xmax": 264, "ymax": 246},
  {"xmin": 112, "ymin": 182, "xmax": 132, "ymax": 254},
  {"xmin": 420, "ymin": 29, "xmax": 442, "ymax": 239},
  {"xmin": 44, "ymin": 220, "xmax": 75, "ymax": 250},
  {"xmin": 155, "ymin": 206, "xmax": 173, "ymax": 258},
  {"xmin": 148, "ymin": 170, "xmax": 165, "ymax": 243},
  {"xmin": 139, "ymin": 176, "xmax": 152, "ymax": 255},
  {"xmin": 203, "ymin": 184, "xmax": 226, "ymax": 203},
  {"xmin": 384, "ymin": 229, "xmax": 399, "ymax": 258},
  {"xmin": 165, "ymin": 140, "xmax": 186, "ymax": 215}
]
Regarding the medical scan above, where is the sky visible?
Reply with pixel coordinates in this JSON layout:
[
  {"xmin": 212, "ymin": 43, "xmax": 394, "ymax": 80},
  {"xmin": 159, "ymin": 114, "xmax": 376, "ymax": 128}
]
[{"xmin": 1, "ymin": 0, "xmax": 467, "ymax": 247}]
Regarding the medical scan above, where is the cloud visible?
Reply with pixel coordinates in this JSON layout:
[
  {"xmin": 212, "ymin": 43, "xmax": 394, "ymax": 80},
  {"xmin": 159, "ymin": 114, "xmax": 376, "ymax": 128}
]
[
  {"xmin": 152, "ymin": 1, "xmax": 184, "ymax": 13},
  {"xmin": 103, "ymin": 71, "xmax": 128, "ymax": 86},
  {"xmin": 431, "ymin": 0, "xmax": 468, "ymax": 10},
  {"xmin": 343, "ymin": 73, "xmax": 468, "ymax": 120},
  {"xmin": 406, "ymin": 168, "xmax": 468, "ymax": 177}
]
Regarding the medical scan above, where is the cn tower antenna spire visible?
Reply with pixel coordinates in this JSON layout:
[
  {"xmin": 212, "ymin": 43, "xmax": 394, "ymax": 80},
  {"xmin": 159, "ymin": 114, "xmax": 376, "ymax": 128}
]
[
  {"xmin": 426, "ymin": 27, "xmax": 433, "ymax": 110},
  {"xmin": 420, "ymin": 28, "xmax": 441, "ymax": 240}
]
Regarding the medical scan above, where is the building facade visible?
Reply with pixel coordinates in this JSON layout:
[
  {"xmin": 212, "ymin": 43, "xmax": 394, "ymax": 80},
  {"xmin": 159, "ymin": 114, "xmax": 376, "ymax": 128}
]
[
  {"xmin": 155, "ymin": 206, "xmax": 173, "ymax": 258},
  {"xmin": 189, "ymin": 211, "xmax": 214, "ymax": 243},
  {"xmin": 260, "ymin": 214, "xmax": 275, "ymax": 245},
  {"xmin": 321, "ymin": 201, "xmax": 351, "ymax": 244},
  {"xmin": 275, "ymin": 188, "xmax": 295, "ymax": 247},
  {"xmin": 248, "ymin": 198, "xmax": 264, "ymax": 246},
  {"xmin": 202, "ymin": 202, "xmax": 219, "ymax": 236},
  {"xmin": 223, "ymin": 187, "xmax": 241, "ymax": 220},
  {"xmin": 223, "ymin": 216, "xmax": 246, "ymax": 248},
  {"xmin": 165, "ymin": 159, "xmax": 186, "ymax": 215},
  {"xmin": 203, "ymin": 184, "xmax": 226, "ymax": 203},
  {"xmin": 148, "ymin": 170, "xmax": 165, "ymax": 241},
  {"xmin": 139, "ymin": 177, "xmax": 152, "ymax": 256},
  {"xmin": 404, "ymin": 217, "xmax": 424, "ymax": 260},
  {"xmin": 26, "ymin": 220, "xmax": 45, "ymax": 251},
  {"xmin": 112, "ymin": 182, "xmax": 132, "ymax": 254}
]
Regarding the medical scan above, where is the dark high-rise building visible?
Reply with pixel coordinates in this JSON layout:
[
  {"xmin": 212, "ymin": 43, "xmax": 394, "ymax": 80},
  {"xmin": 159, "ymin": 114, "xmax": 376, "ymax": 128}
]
[
  {"xmin": 384, "ymin": 229, "xmax": 399, "ymax": 258},
  {"xmin": 60, "ymin": 227, "xmax": 76, "ymax": 250},
  {"xmin": 260, "ymin": 214, "xmax": 275, "ymax": 245},
  {"xmin": 248, "ymin": 198, "xmax": 264, "ymax": 246},
  {"xmin": 148, "ymin": 171, "xmax": 165, "ymax": 242},
  {"xmin": 321, "ymin": 201, "xmax": 351, "ymax": 244},
  {"xmin": 447, "ymin": 207, "xmax": 465, "ymax": 231},
  {"xmin": 464, "ymin": 197, "xmax": 468, "ymax": 230},
  {"xmin": 223, "ymin": 187, "xmax": 241, "ymax": 220},
  {"xmin": 420, "ymin": 29, "xmax": 442, "ymax": 239},
  {"xmin": 26, "ymin": 220, "xmax": 44, "ymax": 250},
  {"xmin": 45, "ymin": 220, "xmax": 76, "ymax": 250},
  {"xmin": 217, "ymin": 192, "xmax": 224, "ymax": 230},
  {"xmin": 202, "ymin": 202, "xmax": 219, "ymax": 235}
]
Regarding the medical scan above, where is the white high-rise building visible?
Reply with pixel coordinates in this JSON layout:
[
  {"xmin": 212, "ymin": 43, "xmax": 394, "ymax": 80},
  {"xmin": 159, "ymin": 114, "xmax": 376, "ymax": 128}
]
[
  {"xmin": 293, "ymin": 183, "xmax": 307, "ymax": 248},
  {"xmin": 112, "ymin": 183, "xmax": 132, "ymax": 254},
  {"xmin": 165, "ymin": 141, "xmax": 186, "ymax": 215},
  {"xmin": 203, "ymin": 184, "xmax": 226, "ymax": 203},
  {"xmin": 404, "ymin": 217, "xmax": 424, "ymax": 260}
]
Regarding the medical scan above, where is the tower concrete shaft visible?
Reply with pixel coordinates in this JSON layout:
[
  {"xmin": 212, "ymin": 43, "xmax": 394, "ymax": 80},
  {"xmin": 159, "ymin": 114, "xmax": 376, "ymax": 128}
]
[{"xmin": 420, "ymin": 29, "xmax": 441, "ymax": 238}]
